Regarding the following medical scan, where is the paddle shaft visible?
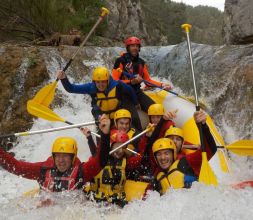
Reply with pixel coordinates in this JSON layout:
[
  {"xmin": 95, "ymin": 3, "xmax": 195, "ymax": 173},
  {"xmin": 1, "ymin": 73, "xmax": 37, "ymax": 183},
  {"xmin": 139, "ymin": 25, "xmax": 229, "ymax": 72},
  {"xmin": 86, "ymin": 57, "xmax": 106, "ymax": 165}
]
[
  {"xmin": 58, "ymin": 7, "xmax": 109, "ymax": 76},
  {"xmin": 183, "ymin": 26, "xmax": 205, "ymax": 152},
  {"xmin": 109, "ymin": 128, "xmax": 150, "ymax": 155},
  {"xmin": 121, "ymin": 70, "xmax": 199, "ymax": 105},
  {"xmin": 0, "ymin": 121, "xmax": 96, "ymax": 139},
  {"xmin": 183, "ymin": 145, "xmax": 231, "ymax": 150}
]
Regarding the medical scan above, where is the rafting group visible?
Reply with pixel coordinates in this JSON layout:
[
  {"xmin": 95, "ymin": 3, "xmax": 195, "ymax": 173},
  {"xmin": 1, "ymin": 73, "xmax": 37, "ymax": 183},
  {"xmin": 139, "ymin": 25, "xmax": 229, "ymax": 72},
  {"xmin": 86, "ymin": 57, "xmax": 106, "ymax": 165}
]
[
  {"xmin": 0, "ymin": 31, "xmax": 222, "ymax": 208},
  {"xmin": 0, "ymin": 9, "xmax": 252, "ymax": 208}
]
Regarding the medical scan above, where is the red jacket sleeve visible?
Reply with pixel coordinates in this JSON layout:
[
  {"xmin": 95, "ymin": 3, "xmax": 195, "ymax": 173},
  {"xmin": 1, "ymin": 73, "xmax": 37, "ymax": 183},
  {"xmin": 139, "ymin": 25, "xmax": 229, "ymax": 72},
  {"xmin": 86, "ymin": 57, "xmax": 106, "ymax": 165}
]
[
  {"xmin": 81, "ymin": 153, "xmax": 102, "ymax": 183},
  {"xmin": 184, "ymin": 124, "xmax": 217, "ymax": 176},
  {"xmin": 0, "ymin": 148, "xmax": 43, "ymax": 180}
]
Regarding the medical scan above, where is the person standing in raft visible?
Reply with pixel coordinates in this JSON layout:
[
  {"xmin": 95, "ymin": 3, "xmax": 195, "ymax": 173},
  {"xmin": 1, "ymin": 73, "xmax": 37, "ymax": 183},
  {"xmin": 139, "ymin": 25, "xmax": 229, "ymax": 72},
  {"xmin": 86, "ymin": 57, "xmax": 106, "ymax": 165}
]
[
  {"xmin": 146, "ymin": 111, "xmax": 217, "ymax": 194},
  {"xmin": 112, "ymin": 36, "xmax": 172, "ymax": 113},
  {"xmin": 0, "ymin": 115, "xmax": 111, "ymax": 192},
  {"xmin": 57, "ymin": 66, "xmax": 143, "ymax": 131}
]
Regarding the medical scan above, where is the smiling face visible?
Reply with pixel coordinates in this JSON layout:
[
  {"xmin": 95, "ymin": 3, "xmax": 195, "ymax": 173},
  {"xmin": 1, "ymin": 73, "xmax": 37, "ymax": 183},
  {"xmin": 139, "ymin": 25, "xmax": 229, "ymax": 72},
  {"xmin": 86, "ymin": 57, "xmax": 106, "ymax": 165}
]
[
  {"xmin": 150, "ymin": 115, "xmax": 162, "ymax": 125},
  {"xmin": 54, "ymin": 153, "xmax": 73, "ymax": 173},
  {"xmin": 116, "ymin": 118, "xmax": 131, "ymax": 133},
  {"xmin": 168, "ymin": 135, "xmax": 183, "ymax": 153},
  {"xmin": 128, "ymin": 44, "xmax": 140, "ymax": 57},
  {"xmin": 95, "ymin": 80, "xmax": 108, "ymax": 92},
  {"xmin": 155, "ymin": 149, "xmax": 174, "ymax": 170},
  {"xmin": 111, "ymin": 142, "xmax": 126, "ymax": 159}
]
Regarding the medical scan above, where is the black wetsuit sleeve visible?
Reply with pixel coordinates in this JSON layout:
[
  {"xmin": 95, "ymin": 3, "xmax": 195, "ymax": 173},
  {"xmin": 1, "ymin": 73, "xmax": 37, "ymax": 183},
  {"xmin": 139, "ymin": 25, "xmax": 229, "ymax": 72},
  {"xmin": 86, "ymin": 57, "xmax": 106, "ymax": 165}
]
[
  {"xmin": 201, "ymin": 123, "xmax": 217, "ymax": 154},
  {"xmin": 99, "ymin": 133, "xmax": 110, "ymax": 167},
  {"xmin": 145, "ymin": 118, "xmax": 165, "ymax": 152},
  {"xmin": 87, "ymin": 135, "xmax": 97, "ymax": 157},
  {"xmin": 113, "ymin": 57, "xmax": 122, "ymax": 69}
]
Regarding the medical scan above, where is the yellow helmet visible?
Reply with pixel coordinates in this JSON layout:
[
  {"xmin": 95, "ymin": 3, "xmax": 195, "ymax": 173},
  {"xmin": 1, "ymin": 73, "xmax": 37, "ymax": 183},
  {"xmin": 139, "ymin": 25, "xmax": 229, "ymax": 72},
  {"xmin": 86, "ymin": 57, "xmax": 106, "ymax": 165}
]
[
  {"xmin": 114, "ymin": 109, "xmax": 131, "ymax": 124},
  {"xmin": 52, "ymin": 137, "xmax": 78, "ymax": 163},
  {"xmin": 165, "ymin": 127, "xmax": 184, "ymax": 140},
  {"xmin": 92, "ymin": 67, "xmax": 110, "ymax": 81},
  {"xmin": 148, "ymin": 104, "xmax": 164, "ymax": 116},
  {"xmin": 152, "ymin": 138, "xmax": 177, "ymax": 160}
]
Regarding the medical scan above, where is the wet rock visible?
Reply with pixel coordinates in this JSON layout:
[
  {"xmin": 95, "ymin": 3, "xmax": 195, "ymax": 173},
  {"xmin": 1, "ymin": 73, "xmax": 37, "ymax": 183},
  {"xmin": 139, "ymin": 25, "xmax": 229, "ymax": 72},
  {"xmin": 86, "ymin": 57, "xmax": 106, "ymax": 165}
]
[
  {"xmin": 223, "ymin": 0, "xmax": 253, "ymax": 44},
  {"xmin": 0, "ymin": 45, "xmax": 49, "ymax": 142}
]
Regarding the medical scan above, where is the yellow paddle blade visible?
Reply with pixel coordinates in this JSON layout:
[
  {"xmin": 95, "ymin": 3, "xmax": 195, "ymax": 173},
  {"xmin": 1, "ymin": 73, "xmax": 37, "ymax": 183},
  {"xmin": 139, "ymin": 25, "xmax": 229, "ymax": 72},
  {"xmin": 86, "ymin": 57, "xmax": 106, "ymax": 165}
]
[
  {"xmin": 225, "ymin": 140, "xmax": 253, "ymax": 156},
  {"xmin": 124, "ymin": 180, "xmax": 149, "ymax": 202},
  {"xmin": 199, "ymin": 152, "xmax": 218, "ymax": 186},
  {"xmin": 23, "ymin": 188, "xmax": 40, "ymax": 197},
  {"xmin": 27, "ymin": 100, "xmax": 65, "ymax": 122},
  {"xmin": 32, "ymin": 81, "xmax": 58, "ymax": 107},
  {"xmin": 217, "ymin": 149, "xmax": 230, "ymax": 173}
]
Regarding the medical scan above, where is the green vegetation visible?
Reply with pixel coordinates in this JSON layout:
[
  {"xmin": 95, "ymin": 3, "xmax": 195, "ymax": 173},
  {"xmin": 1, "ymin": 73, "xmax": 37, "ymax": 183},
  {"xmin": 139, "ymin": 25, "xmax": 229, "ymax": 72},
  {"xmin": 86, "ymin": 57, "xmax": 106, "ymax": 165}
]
[
  {"xmin": 27, "ymin": 56, "xmax": 37, "ymax": 68},
  {"xmin": 141, "ymin": 0, "xmax": 223, "ymax": 45},
  {"xmin": 0, "ymin": 0, "xmax": 223, "ymax": 45},
  {"xmin": 185, "ymin": 5, "xmax": 223, "ymax": 45},
  {"xmin": 141, "ymin": 0, "xmax": 186, "ymax": 44},
  {"xmin": 0, "ymin": 0, "xmax": 106, "ymax": 41}
]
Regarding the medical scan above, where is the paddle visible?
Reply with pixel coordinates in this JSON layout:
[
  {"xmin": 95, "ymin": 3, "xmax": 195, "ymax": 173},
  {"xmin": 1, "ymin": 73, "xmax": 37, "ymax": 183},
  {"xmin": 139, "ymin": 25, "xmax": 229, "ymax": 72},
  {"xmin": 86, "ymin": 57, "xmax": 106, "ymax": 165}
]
[
  {"xmin": 28, "ymin": 7, "xmax": 109, "ymax": 108},
  {"xmin": 27, "ymin": 100, "xmax": 72, "ymax": 123},
  {"xmin": 182, "ymin": 140, "xmax": 253, "ymax": 156},
  {"xmin": 182, "ymin": 24, "xmax": 218, "ymax": 186},
  {"xmin": 117, "ymin": 68, "xmax": 206, "ymax": 109},
  {"xmin": 27, "ymin": 101, "xmax": 140, "ymax": 155},
  {"xmin": 0, "ymin": 122, "xmax": 96, "ymax": 139}
]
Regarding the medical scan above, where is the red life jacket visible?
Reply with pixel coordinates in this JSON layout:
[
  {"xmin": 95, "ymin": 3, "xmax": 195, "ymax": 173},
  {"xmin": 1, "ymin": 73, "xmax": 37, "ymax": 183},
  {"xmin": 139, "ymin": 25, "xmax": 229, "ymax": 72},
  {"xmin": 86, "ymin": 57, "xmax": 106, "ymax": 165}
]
[{"xmin": 40, "ymin": 156, "xmax": 82, "ymax": 192}]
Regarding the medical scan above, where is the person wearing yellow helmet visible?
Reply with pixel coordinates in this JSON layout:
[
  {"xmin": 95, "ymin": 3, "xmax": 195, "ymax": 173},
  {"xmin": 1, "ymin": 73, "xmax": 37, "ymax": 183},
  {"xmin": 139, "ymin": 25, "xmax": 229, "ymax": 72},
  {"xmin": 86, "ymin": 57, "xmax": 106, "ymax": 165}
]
[
  {"xmin": 147, "ymin": 104, "xmax": 175, "ymax": 137},
  {"xmin": 112, "ymin": 37, "xmax": 172, "ymax": 115},
  {"xmin": 57, "ymin": 66, "xmax": 142, "ymax": 131},
  {"xmin": 138, "ymin": 106, "xmax": 176, "ymax": 175},
  {"xmin": 113, "ymin": 109, "xmax": 141, "ymax": 157},
  {"xmin": 82, "ymin": 109, "xmax": 140, "ymax": 158},
  {"xmin": 164, "ymin": 126, "xmax": 196, "ymax": 159},
  {"xmin": 0, "ymin": 115, "xmax": 111, "ymax": 192},
  {"xmin": 145, "ymin": 111, "xmax": 218, "ymax": 194}
]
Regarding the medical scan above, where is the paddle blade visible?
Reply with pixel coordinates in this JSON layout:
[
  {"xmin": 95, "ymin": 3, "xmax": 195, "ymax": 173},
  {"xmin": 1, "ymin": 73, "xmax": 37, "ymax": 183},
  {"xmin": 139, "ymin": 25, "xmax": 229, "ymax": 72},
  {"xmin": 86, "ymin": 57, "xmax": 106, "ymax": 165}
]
[
  {"xmin": 217, "ymin": 149, "xmax": 230, "ymax": 173},
  {"xmin": 23, "ymin": 188, "xmax": 40, "ymax": 197},
  {"xmin": 27, "ymin": 100, "xmax": 65, "ymax": 122},
  {"xmin": 32, "ymin": 81, "xmax": 57, "ymax": 107},
  {"xmin": 199, "ymin": 152, "xmax": 218, "ymax": 186},
  {"xmin": 226, "ymin": 140, "xmax": 253, "ymax": 156}
]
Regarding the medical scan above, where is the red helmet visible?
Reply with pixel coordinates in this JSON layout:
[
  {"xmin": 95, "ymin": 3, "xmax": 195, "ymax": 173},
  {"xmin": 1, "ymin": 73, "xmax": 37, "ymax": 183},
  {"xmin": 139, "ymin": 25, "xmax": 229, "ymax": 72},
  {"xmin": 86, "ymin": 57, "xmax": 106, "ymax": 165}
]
[
  {"xmin": 110, "ymin": 130, "xmax": 129, "ymax": 144},
  {"xmin": 125, "ymin": 37, "xmax": 141, "ymax": 47}
]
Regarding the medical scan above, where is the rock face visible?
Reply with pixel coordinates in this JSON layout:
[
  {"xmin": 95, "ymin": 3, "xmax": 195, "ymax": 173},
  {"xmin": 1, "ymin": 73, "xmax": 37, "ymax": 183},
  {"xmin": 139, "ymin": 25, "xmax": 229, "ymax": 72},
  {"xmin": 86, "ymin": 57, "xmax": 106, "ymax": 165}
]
[
  {"xmin": 104, "ymin": 0, "xmax": 149, "ymax": 44},
  {"xmin": 223, "ymin": 0, "xmax": 253, "ymax": 44},
  {"xmin": 0, "ymin": 45, "xmax": 49, "ymax": 148}
]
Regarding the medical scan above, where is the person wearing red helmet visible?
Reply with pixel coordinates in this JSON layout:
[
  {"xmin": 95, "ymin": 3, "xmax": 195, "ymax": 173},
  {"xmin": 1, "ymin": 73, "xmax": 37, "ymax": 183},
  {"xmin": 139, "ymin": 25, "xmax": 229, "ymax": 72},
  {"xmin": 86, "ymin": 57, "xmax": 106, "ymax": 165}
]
[
  {"xmin": 112, "ymin": 36, "xmax": 171, "ymax": 115},
  {"xmin": 84, "ymin": 129, "xmax": 142, "ymax": 207}
]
